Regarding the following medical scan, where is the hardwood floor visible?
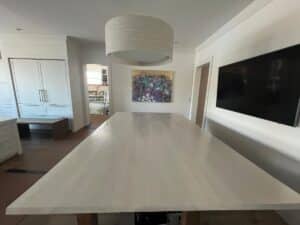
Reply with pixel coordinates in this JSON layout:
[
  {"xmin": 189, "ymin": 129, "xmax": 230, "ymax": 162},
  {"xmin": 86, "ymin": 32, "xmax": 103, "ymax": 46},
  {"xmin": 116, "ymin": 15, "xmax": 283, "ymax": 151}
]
[
  {"xmin": 0, "ymin": 115, "xmax": 109, "ymax": 225},
  {"xmin": 181, "ymin": 211, "xmax": 288, "ymax": 225}
]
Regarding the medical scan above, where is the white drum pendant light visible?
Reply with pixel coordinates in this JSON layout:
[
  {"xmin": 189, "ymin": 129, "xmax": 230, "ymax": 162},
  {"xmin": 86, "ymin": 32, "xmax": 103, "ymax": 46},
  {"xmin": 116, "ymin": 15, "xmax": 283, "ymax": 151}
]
[{"xmin": 105, "ymin": 15, "xmax": 174, "ymax": 66}]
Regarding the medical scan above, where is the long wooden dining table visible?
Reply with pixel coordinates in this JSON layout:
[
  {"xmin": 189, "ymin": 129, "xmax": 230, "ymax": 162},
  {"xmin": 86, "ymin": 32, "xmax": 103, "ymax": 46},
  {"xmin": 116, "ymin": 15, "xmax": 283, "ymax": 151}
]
[{"xmin": 6, "ymin": 113, "xmax": 300, "ymax": 225}]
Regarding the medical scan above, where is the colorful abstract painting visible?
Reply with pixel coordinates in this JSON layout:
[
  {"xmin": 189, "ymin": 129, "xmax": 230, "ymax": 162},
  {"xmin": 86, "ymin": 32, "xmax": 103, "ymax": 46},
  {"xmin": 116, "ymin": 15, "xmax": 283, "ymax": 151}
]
[{"xmin": 132, "ymin": 70, "xmax": 174, "ymax": 102}]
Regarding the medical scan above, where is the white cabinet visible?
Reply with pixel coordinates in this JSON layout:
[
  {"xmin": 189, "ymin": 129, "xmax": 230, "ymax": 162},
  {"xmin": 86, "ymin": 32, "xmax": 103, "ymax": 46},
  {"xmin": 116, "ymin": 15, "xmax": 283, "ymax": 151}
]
[
  {"xmin": 11, "ymin": 59, "xmax": 47, "ymax": 117},
  {"xmin": 10, "ymin": 59, "xmax": 72, "ymax": 118},
  {"xmin": 40, "ymin": 60, "xmax": 72, "ymax": 117},
  {"xmin": 41, "ymin": 60, "xmax": 70, "ymax": 106},
  {"xmin": 12, "ymin": 60, "xmax": 44, "ymax": 106}
]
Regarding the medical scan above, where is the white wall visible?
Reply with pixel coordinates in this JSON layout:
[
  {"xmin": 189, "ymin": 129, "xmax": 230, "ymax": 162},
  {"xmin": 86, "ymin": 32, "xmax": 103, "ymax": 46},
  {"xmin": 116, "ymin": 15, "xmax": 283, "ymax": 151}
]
[
  {"xmin": 111, "ymin": 48, "xmax": 194, "ymax": 118},
  {"xmin": 81, "ymin": 42, "xmax": 109, "ymax": 66},
  {"xmin": 192, "ymin": 1, "xmax": 300, "ymax": 224},
  {"xmin": 80, "ymin": 43, "xmax": 195, "ymax": 118},
  {"xmin": 0, "ymin": 58, "xmax": 17, "ymax": 117}
]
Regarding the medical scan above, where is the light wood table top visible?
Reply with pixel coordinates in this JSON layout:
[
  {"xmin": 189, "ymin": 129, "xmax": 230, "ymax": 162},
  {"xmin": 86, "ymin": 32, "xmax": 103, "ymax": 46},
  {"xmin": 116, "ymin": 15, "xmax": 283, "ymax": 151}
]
[{"xmin": 6, "ymin": 113, "xmax": 300, "ymax": 215}]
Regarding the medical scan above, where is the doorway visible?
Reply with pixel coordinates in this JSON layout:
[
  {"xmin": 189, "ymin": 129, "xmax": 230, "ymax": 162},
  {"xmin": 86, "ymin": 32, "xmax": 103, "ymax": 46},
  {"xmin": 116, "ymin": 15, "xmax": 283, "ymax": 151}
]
[
  {"xmin": 85, "ymin": 64, "xmax": 110, "ymax": 116},
  {"xmin": 195, "ymin": 63, "xmax": 210, "ymax": 128}
]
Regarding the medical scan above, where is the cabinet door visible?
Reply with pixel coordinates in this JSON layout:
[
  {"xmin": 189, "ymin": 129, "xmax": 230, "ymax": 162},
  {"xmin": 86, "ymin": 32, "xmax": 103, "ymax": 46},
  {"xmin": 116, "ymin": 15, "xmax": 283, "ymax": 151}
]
[
  {"xmin": 40, "ymin": 60, "xmax": 72, "ymax": 117},
  {"xmin": 10, "ymin": 59, "xmax": 46, "ymax": 117},
  {"xmin": 18, "ymin": 105, "xmax": 48, "ymax": 118}
]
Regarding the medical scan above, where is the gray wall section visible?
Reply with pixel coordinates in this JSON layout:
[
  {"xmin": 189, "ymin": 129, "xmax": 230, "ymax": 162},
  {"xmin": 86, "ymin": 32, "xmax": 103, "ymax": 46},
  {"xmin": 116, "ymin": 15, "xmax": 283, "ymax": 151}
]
[{"xmin": 207, "ymin": 119, "xmax": 300, "ymax": 225}]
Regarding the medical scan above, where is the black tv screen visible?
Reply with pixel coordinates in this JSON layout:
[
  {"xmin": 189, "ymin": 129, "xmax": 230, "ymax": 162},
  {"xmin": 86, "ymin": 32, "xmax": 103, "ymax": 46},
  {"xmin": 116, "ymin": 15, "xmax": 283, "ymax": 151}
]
[{"xmin": 217, "ymin": 44, "xmax": 300, "ymax": 126}]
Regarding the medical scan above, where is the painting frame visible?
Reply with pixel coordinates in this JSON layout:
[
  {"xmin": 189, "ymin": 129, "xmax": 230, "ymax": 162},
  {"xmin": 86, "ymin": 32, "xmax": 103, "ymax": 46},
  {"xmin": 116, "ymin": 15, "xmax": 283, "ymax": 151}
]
[{"xmin": 132, "ymin": 70, "xmax": 174, "ymax": 103}]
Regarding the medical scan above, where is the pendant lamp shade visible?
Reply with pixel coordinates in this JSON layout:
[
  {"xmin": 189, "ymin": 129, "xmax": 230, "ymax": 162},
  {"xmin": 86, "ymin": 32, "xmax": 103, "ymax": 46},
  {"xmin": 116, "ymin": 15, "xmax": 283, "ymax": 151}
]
[{"xmin": 105, "ymin": 15, "xmax": 174, "ymax": 66}]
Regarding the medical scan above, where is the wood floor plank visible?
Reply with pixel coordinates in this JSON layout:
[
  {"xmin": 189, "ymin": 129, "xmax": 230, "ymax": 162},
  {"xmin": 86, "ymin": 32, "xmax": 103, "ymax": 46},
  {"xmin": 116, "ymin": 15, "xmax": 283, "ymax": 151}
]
[
  {"xmin": 0, "ymin": 115, "xmax": 108, "ymax": 225},
  {"xmin": 181, "ymin": 211, "xmax": 288, "ymax": 225}
]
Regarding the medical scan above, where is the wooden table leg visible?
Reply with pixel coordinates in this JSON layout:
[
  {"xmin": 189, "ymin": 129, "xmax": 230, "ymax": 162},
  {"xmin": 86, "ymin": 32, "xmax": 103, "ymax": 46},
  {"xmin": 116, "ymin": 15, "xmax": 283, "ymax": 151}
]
[
  {"xmin": 77, "ymin": 214, "xmax": 98, "ymax": 225},
  {"xmin": 181, "ymin": 212, "xmax": 200, "ymax": 225}
]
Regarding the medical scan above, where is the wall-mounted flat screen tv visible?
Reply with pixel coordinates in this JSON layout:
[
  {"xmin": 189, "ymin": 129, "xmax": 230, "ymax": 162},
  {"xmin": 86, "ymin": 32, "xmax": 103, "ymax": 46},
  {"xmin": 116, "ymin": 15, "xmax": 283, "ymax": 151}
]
[{"xmin": 217, "ymin": 44, "xmax": 300, "ymax": 126}]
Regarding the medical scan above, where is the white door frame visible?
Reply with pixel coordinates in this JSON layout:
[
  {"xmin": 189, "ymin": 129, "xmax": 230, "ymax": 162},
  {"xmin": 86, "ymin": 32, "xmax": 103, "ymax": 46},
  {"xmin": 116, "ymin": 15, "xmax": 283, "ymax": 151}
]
[
  {"xmin": 189, "ymin": 56, "xmax": 214, "ymax": 129},
  {"xmin": 82, "ymin": 64, "xmax": 91, "ymax": 125},
  {"xmin": 82, "ymin": 64, "xmax": 112, "ymax": 121}
]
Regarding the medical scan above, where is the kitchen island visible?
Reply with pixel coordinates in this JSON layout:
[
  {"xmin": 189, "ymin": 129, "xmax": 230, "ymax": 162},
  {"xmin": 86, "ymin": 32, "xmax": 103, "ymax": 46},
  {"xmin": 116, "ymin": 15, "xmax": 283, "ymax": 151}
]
[{"xmin": 0, "ymin": 117, "xmax": 22, "ymax": 163}]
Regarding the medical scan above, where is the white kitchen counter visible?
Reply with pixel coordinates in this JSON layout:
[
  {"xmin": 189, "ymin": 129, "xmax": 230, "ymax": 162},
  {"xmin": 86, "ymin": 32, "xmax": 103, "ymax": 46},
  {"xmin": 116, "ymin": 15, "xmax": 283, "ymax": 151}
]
[
  {"xmin": 6, "ymin": 113, "xmax": 300, "ymax": 215},
  {"xmin": 0, "ymin": 117, "xmax": 22, "ymax": 162},
  {"xmin": 0, "ymin": 117, "xmax": 17, "ymax": 126}
]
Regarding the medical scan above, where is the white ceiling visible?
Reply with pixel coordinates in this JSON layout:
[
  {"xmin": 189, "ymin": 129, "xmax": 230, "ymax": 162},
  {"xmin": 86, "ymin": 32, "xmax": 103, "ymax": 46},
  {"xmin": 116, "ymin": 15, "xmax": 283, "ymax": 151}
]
[{"xmin": 0, "ymin": 0, "xmax": 253, "ymax": 48}]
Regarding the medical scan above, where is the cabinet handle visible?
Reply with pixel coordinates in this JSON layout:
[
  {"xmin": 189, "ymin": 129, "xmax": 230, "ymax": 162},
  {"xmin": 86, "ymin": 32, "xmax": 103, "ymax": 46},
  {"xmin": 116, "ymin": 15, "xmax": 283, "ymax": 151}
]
[
  {"xmin": 38, "ymin": 89, "xmax": 43, "ymax": 102},
  {"xmin": 44, "ymin": 90, "xmax": 48, "ymax": 102},
  {"xmin": 42, "ymin": 90, "xmax": 45, "ymax": 102}
]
